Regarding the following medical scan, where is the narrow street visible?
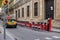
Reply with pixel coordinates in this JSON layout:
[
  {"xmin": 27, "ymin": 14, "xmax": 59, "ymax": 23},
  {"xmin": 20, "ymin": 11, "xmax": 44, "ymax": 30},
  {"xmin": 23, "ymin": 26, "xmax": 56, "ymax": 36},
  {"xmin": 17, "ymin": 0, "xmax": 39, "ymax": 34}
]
[
  {"xmin": 0, "ymin": 20, "xmax": 60, "ymax": 40},
  {"xmin": 6, "ymin": 25, "xmax": 60, "ymax": 40}
]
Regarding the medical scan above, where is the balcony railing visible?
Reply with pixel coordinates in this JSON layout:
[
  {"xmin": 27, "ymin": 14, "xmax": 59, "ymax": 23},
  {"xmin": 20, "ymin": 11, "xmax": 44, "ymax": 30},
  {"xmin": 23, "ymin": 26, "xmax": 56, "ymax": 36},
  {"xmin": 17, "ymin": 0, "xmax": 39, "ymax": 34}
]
[
  {"xmin": 14, "ymin": 0, "xmax": 31, "ymax": 9},
  {"xmin": 14, "ymin": 0, "xmax": 20, "ymax": 4},
  {"xmin": 9, "ymin": 0, "xmax": 14, "ymax": 4}
]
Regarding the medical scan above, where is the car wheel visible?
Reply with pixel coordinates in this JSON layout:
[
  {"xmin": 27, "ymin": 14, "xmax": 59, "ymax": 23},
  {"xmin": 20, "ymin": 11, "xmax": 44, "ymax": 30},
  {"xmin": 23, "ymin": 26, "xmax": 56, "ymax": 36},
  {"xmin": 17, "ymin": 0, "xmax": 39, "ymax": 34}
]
[
  {"xmin": 15, "ymin": 26, "xmax": 16, "ymax": 28},
  {"xmin": 6, "ymin": 25, "xmax": 9, "ymax": 28},
  {"xmin": 14, "ymin": 25, "xmax": 16, "ymax": 28}
]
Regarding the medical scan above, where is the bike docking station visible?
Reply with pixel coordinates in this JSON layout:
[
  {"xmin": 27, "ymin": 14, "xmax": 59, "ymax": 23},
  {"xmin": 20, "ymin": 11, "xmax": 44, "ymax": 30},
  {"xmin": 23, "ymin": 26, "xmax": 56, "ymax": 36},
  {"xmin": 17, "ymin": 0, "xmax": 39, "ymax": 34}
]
[
  {"xmin": 29, "ymin": 18, "xmax": 52, "ymax": 32},
  {"xmin": 47, "ymin": 18, "xmax": 52, "ymax": 32},
  {"xmin": 40, "ymin": 18, "xmax": 52, "ymax": 32},
  {"xmin": 17, "ymin": 18, "xmax": 52, "ymax": 32}
]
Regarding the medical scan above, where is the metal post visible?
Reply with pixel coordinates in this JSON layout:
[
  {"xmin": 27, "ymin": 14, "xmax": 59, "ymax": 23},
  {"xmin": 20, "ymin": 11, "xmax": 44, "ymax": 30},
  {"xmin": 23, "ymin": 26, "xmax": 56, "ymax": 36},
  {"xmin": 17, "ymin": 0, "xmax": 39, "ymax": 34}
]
[
  {"xmin": 3, "ymin": 6, "xmax": 7, "ymax": 40},
  {"xmin": 4, "ymin": 24, "xmax": 6, "ymax": 40}
]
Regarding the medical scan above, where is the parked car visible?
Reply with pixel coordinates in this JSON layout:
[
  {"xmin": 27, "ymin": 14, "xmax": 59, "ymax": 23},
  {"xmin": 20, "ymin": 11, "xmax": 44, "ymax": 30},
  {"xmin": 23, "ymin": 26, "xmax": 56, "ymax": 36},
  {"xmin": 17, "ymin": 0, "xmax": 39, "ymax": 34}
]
[{"xmin": 6, "ymin": 19, "xmax": 17, "ymax": 28}]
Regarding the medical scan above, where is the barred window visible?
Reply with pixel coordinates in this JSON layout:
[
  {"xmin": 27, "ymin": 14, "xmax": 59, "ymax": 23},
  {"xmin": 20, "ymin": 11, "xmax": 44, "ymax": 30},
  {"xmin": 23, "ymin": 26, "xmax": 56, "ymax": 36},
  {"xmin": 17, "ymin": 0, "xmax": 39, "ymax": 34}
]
[
  {"xmin": 27, "ymin": 6, "xmax": 30, "ymax": 17},
  {"xmin": 22, "ymin": 8, "xmax": 24, "ymax": 17},
  {"xmin": 34, "ymin": 2, "xmax": 38, "ymax": 16},
  {"xmin": 15, "ymin": 10, "xmax": 17, "ymax": 19},
  {"xmin": 18, "ymin": 9, "xmax": 20, "ymax": 18}
]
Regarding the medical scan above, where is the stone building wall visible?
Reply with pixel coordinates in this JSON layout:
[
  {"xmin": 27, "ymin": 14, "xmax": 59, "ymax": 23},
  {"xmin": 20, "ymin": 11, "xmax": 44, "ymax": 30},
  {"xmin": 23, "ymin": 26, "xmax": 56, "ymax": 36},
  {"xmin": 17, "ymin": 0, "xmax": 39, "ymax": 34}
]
[
  {"xmin": 14, "ymin": 0, "xmax": 60, "ymax": 22},
  {"xmin": 55, "ymin": 0, "xmax": 60, "ymax": 20}
]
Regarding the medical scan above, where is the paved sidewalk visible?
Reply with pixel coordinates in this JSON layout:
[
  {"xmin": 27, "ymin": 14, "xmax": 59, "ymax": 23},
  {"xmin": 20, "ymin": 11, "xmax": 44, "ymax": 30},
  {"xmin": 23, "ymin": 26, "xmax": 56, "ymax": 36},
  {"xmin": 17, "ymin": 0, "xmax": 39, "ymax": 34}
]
[{"xmin": 52, "ymin": 28, "xmax": 60, "ymax": 33}]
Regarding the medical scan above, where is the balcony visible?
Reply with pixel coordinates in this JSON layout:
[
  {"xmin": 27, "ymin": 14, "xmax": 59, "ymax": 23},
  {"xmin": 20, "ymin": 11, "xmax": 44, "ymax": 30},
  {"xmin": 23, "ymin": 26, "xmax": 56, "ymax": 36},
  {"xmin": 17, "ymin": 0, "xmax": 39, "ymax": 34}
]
[
  {"xmin": 14, "ymin": 0, "xmax": 20, "ymax": 4},
  {"xmin": 9, "ymin": 1, "xmax": 14, "ymax": 8},
  {"xmin": 14, "ymin": 0, "xmax": 31, "ymax": 9},
  {"xmin": 9, "ymin": 0, "xmax": 14, "ymax": 4}
]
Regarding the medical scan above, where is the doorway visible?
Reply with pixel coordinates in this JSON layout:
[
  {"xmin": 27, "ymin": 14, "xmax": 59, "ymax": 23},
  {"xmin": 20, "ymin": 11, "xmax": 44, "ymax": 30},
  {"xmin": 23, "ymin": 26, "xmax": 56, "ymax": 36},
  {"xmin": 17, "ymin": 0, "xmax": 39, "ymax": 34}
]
[{"xmin": 45, "ymin": 0, "xmax": 54, "ymax": 19}]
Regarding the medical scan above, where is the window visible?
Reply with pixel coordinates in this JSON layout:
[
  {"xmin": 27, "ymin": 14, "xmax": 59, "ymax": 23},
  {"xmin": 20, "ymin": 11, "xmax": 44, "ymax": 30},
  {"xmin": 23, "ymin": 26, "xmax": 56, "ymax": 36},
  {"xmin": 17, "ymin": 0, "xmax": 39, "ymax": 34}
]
[
  {"xmin": 27, "ymin": 6, "xmax": 30, "ymax": 17},
  {"xmin": 22, "ymin": 8, "xmax": 24, "ymax": 17},
  {"xmin": 18, "ymin": 9, "xmax": 20, "ymax": 18},
  {"xmin": 34, "ymin": 2, "xmax": 38, "ymax": 16},
  {"xmin": 15, "ymin": 10, "xmax": 17, "ymax": 19}
]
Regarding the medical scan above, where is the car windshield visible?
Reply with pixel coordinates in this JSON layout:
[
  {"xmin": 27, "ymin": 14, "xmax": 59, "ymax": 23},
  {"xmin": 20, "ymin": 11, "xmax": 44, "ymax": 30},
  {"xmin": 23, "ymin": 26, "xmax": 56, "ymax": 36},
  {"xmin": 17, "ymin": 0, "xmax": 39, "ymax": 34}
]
[{"xmin": 8, "ymin": 19, "xmax": 16, "ymax": 22}]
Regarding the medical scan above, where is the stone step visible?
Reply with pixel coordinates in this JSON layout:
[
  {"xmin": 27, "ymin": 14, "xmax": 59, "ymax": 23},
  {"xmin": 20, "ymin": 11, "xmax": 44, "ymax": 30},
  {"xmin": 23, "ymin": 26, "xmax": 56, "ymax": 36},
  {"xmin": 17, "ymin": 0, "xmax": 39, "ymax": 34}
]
[{"xmin": 53, "ymin": 20, "xmax": 60, "ymax": 28}]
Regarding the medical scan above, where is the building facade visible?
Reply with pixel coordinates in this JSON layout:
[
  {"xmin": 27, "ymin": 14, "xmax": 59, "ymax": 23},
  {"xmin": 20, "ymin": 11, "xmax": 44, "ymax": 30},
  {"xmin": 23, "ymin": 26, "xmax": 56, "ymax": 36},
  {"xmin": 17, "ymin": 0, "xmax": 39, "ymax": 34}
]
[
  {"xmin": 8, "ymin": 0, "xmax": 15, "ymax": 19},
  {"xmin": 14, "ymin": 0, "xmax": 60, "ymax": 27}
]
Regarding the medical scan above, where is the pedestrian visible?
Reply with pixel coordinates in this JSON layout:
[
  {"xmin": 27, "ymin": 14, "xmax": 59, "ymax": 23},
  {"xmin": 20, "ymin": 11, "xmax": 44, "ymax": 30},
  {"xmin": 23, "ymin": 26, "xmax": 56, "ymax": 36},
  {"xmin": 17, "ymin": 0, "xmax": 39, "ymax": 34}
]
[{"xmin": 7, "ymin": 15, "xmax": 12, "ymax": 21}]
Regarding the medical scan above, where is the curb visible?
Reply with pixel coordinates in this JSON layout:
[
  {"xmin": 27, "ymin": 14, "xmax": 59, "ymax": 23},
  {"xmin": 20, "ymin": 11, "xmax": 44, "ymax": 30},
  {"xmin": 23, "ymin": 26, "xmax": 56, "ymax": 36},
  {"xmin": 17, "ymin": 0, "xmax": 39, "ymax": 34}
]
[
  {"xmin": 0, "ymin": 31, "xmax": 1, "ymax": 34},
  {"xmin": 52, "ymin": 28, "xmax": 60, "ymax": 33},
  {"xmin": 52, "ymin": 31, "xmax": 60, "ymax": 33}
]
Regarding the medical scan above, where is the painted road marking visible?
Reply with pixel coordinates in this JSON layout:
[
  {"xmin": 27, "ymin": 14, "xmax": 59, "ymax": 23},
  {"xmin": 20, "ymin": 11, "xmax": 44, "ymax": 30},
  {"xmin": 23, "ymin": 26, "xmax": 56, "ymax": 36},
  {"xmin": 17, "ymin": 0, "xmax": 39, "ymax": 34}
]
[
  {"xmin": 52, "ymin": 36, "xmax": 60, "ymax": 38},
  {"xmin": 0, "ymin": 27, "xmax": 4, "ymax": 34},
  {"xmin": 45, "ymin": 37, "xmax": 52, "ymax": 40},
  {"xmin": 6, "ymin": 32, "xmax": 15, "ymax": 40},
  {"xmin": 6, "ymin": 31, "xmax": 19, "ymax": 40},
  {"xmin": 34, "ymin": 38, "xmax": 40, "ymax": 40},
  {"xmin": 0, "ymin": 27, "xmax": 15, "ymax": 40}
]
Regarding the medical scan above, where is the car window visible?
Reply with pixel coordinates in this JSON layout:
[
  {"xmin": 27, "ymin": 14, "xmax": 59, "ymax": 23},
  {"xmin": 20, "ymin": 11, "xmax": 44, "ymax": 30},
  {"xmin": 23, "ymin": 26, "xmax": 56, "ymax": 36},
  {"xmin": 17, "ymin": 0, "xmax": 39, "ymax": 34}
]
[
  {"xmin": 8, "ymin": 19, "xmax": 16, "ymax": 22},
  {"xmin": 11, "ymin": 19, "xmax": 16, "ymax": 21}
]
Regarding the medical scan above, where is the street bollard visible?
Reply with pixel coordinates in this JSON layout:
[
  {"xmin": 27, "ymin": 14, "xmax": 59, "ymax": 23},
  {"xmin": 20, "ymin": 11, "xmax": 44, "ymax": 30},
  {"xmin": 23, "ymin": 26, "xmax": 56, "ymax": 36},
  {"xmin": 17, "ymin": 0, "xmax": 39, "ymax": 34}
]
[
  {"xmin": 39, "ymin": 22, "xmax": 41, "ymax": 29},
  {"xmin": 41, "ymin": 22, "xmax": 45, "ymax": 30},
  {"xmin": 47, "ymin": 18, "xmax": 50, "ymax": 31},
  {"xmin": 32, "ymin": 22, "xmax": 34, "ymax": 25},
  {"xmin": 44, "ymin": 22, "xmax": 47, "ymax": 31},
  {"xmin": 29, "ymin": 22, "xmax": 32, "ymax": 28},
  {"xmin": 37, "ymin": 22, "xmax": 40, "ymax": 29},
  {"xmin": 49, "ymin": 18, "xmax": 52, "ymax": 32},
  {"xmin": 47, "ymin": 18, "xmax": 52, "ymax": 32},
  {"xmin": 40, "ymin": 22, "xmax": 43, "ymax": 30},
  {"xmin": 32, "ymin": 22, "xmax": 35, "ymax": 28},
  {"xmin": 25, "ymin": 21, "xmax": 27, "ymax": 27}
]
